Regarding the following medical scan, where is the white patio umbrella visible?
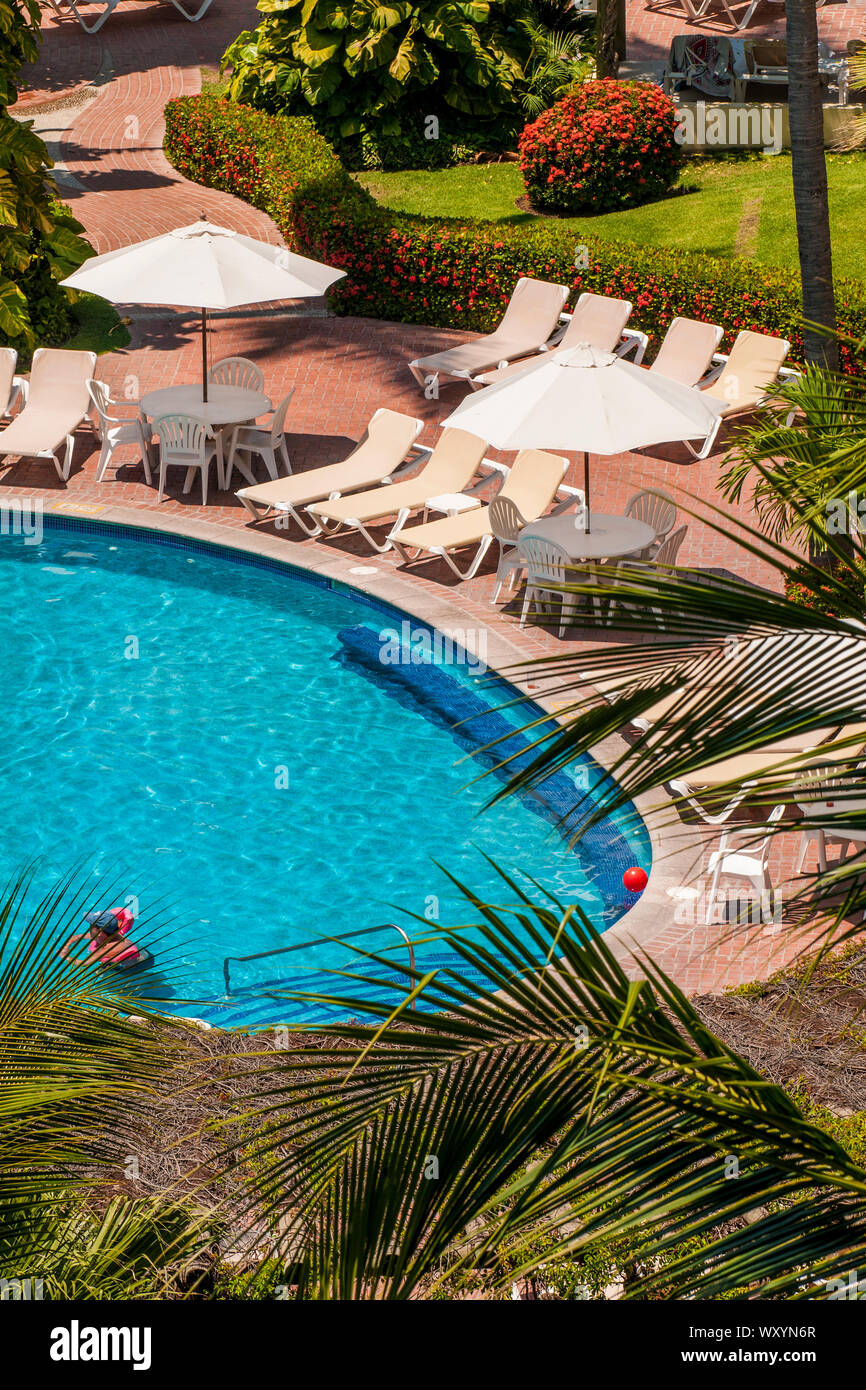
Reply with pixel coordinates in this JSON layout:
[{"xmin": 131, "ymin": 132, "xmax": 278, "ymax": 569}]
[
  {"xmin": 443, "ymin": 343, "xmax": 724, "ymax": 531},
  {"xmin": 61, "ymin": 220, "xmax": 346, "ymax": 402}
]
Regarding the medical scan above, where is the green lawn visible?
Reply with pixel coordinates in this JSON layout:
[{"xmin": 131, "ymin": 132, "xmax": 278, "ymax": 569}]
[
  {"xmin": 64, "ymin": 292, "xmax": 131, "ymax": 356},
  {"xmin": 356, "ymin": 153, "xmax": 866, "ymax": 283}
]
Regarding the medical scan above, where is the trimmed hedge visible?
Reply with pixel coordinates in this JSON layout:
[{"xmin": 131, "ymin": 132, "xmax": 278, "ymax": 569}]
[{"xmin": 163, "ymin": 96, "xmax": 866, "ymax": 369}]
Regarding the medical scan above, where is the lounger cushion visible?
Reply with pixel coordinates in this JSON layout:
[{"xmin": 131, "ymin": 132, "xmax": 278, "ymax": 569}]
[
  {"xmin": 412, "ymin": 278, "xmax": 569, "ymax": 378},
  {"xmin": 309, "ymin": 428, "xmax": 486, "ymax": 524},
  {"xmin": 236, "ymin": 409, "xmax": 421, "ymax": 510},
  {"xmin": 391, "ymin": 447, "xmax": 566, "ymax": 551},
  {"xmin": 703, "ymin": 330, "xmax": 790, "ymax": 415},
  {"xmin": 0, "ymin": 408, "xmax": 83, "ymax": 458}
]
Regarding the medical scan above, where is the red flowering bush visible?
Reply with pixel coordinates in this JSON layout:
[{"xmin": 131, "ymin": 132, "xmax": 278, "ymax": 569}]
[
  {"xmin": 519, "ymin": 79, "xmax": 682, "ymax": 214},
  {"xmin": 163, "ymin": 97, "xmax": 866, "ymax": 372}
]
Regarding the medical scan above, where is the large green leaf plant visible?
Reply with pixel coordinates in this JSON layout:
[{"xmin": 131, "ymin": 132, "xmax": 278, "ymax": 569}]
[
  {"xmin": 222, "ymin": 0, "xmax": 532, "ymax": 141},
  {"xmin": 0, "ymin": 0, "xmax": 91, "ymax": 351}
]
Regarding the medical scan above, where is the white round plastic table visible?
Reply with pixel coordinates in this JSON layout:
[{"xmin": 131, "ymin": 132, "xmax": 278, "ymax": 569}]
[
  {"xmin": 139, "ymin": 384, "xmax": 272, "ymax": 489},
  {"xmin": 519, "ymin": 511, "xmax": 655, "ymax": 560}
]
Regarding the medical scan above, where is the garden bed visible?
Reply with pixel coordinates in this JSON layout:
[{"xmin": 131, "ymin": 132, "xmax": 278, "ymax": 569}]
[{"xmin": 163, "ymin": 96, "xmax": 866, "ymax": 368}]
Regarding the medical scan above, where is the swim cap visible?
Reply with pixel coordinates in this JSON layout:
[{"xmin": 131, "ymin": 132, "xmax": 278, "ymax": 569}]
[{"xmin": 84, "ymin": 910, "xmax": 120, "ymax": 934}]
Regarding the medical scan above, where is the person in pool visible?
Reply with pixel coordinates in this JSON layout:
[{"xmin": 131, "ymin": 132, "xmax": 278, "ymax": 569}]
[{"xmin": 60, "ymin": 908, "xmax": 144, "ymax": 967}]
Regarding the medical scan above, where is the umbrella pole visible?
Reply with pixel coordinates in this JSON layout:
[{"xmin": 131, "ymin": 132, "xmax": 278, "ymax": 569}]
[
  {"xmin": 201, "ymin": 307, "xmax": 208, "ymax": 403},
  {"xmin": 583, "ymin": 450, "xmax": 591, "ymax": 533}
]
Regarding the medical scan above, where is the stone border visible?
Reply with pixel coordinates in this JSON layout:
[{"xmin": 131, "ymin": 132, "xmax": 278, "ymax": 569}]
[{"xmin": 43, "ymin": 499, "xmax": 699, "ymax": 962}]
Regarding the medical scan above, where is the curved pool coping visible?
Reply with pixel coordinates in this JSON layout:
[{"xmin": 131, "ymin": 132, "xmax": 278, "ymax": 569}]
[{"xmin": 36, "ymin": 501, "xmax": 700, "ymax": 973}]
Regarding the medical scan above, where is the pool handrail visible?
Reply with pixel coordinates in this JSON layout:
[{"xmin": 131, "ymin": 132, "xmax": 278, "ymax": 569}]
[{"xmin": 222, "ymin": 922, "xmax": 417, "ymax": 1008}]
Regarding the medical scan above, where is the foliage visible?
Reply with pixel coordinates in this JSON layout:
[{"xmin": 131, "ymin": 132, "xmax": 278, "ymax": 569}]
[
  {"xmin": 784, "ymin": 555, "xmax": 866, "ymax": 614},
  {"xmin": 221, "ymin": 0, "xmax": 530, "ymax": 146},
  {"xmin": 519, "ymin": 79, "xmax": 682, "ymax": 214},
  {"xmin": 720, "ymin": 368, "xmax": 866, "ymax": 547},
  {"xmin": 0, "ymin": 867, "xmax": 208, "ymax": 1296},
  {"xmin": 356, "ymin": 107, "xmax": 512, "ymax": 173},
  {"xmin": 510, "ymin": 0, "xmax": 592, "ymax": 121},
  {"xmin": 63, "ymin": 291, "xmax": 131, "ymax": 357},
  {"xmin": 0, "ymin": 6, "xmax": 92, "ymax": 353},
  {"xmin": 163, "ymin": 96, "xmax": 866, "ymax": 368},
  {"xmin": 229, "ymin": 874, "xmax": 866, "ymax": 1299},
  {"xmin": 221, "ymin": 0, "xmax": 598, "ymax": 171},
  {"xmin": 355, "ymin": 153, "xmax": 866, "ymax": 287}
]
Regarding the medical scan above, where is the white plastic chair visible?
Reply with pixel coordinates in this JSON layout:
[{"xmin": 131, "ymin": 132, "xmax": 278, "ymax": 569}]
[
  {"xmin": 705, "ymin": 804, "xmax": 786, "ymax": 925},
  {"xmin": 88, "ymin": 380, "xmax": 153, "ymax": 484},
  {"xmin": 0, "ymin": 348, "xmax": 26, "ymax": 420},
  {"xmin": 207, "ymin": 357, "xmax": 266, "ymax": 393},
  {"xmin": 154, "ymin": 415, "xmax": 217, "ymax": 505},
  {"xmin": 795, "ymin": 771, "xmax": 866, "ymax": 874},
  {"xmin": 518, "ymin": 534, "xmax": 597, "ymax": 637},
  {"xmin": 224, "ymin": 391, "xmax": 293, "ymax": 489},
  {"xmin": 608, "ymin": 524, "xmax": 688, "ymax": 626},
  {"xmin": 489, "ymin": 495, "xmax": 530, "ymax": 605},
  {"xmin": 625, "ymin": 490, "xmax": 678, "ymax": 559}
]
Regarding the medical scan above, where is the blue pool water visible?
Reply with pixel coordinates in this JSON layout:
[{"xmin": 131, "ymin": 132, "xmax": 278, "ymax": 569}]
[{"xmin": 0, "ymin": 520, "xmax": 650, "ymax": 1027}]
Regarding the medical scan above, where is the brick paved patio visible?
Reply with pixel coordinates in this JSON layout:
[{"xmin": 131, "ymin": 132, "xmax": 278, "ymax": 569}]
[{"xmin": 8, "ymin": 0, "xmax": 860, "ymax": 996}]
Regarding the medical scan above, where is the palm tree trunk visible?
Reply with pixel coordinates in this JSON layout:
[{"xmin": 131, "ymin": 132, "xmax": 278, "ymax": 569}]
[
  {"xmin": 595, "ymin": 0, "xmax": 620, "ymax": 79},
  {"xmin": 786, "ymin": 0, "xmax": 839, "ymax": 369}
]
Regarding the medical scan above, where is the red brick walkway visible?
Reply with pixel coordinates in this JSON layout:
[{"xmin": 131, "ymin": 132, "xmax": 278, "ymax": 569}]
[{"xmin": 9, "ymin": 0, "xmax": 858, "ymax": 996}]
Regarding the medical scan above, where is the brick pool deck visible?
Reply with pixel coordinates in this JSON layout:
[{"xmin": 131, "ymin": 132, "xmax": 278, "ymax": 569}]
[{"xmin": 10, "ymin": 0, "xmax": 862, "ymax": 996}]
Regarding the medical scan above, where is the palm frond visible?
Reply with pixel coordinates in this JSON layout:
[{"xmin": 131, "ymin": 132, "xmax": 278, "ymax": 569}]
[{"xmin": 229, "ymin": 880, "xmax": 866, "ymax": 1299}]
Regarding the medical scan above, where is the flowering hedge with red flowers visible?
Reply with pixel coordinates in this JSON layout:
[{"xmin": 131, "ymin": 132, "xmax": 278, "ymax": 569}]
[
  {"xmin": 519, "ymin": 80, "xmax": 682, "ymax": 214},
  {"xmin": 163, "ymin": 96, "xmax": 866, "ymax": 372}
]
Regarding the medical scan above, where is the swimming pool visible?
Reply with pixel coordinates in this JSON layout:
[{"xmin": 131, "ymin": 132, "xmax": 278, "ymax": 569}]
[{"xmin": 0, "ymin": 519, "xmax": 650, "ymax": 1027}]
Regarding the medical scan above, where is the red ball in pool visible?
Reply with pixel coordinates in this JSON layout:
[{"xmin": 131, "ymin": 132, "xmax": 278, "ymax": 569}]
[{"xmin": 623, "ymin": 866, "xmax": 648, "ymax": 894}]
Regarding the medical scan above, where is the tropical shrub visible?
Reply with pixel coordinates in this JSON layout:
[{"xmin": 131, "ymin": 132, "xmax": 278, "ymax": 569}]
[
  {"xmin": 519, "ymin": 79, "xmax": 682, "ymax": 214},
  {"xmin": 0, "ymin": 1, "xmax": 93, "ymax": 358},
  {"xmin": 784, "ymin": 556, "xmax": 866, "ymax": 615},
  {"xmin": 358, "ymin": 109, "xmax": 512, "ymax": 173},
  {"xmin": 163, "ymin": 96, "xmax": 866, "ymax": 369},
  {"xmin": 221, "ymin": 0, "xmax": 529, "ymax": 148}
]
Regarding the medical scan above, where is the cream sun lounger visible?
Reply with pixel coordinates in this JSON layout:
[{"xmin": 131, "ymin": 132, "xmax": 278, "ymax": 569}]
[
  {"xmin": 670, "ymin": 723, "xmax": 866, "ymax": 824},
  {"xmin": 305, "ymin": 427, "xmax": 489, "ymax": 552},
  {"xmin": 686, "ymin": 329, "xmax": 795, "ymax": 459},
  {"xmin": 0, "ymin": 349, "xmax": 26, "ymax": 420},
  {"xmin": 236, "ymin": 408, "xmax": 424, "ymax": 535},
  {"xmin": 408, "ymin": 277, "xmax": 570, "ymax": 391},
  {"xmin": 0, "ymin": 348, "xmax": 97, "ymax": 481},
  {"xmin": 470, "ymin": 292, "xmax": 636, "ymax": 389},
  {"xmin": 389, "ymin": 448, "xmax": 580, "ymax": 580},
  {"xmin": 644, "ymin": 317, "xmax": 724, "ymax": 388}
]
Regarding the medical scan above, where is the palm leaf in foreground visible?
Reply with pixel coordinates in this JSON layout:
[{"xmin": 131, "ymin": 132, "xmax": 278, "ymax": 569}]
[
  {"xmin": 234, "ymin": 874, "xmax": 866, "ymax": 1300},
  {"xmin": 0, "ymin": 867, "xmax": 208, "ymax": 1291},
  {"xmin": 472, "ymin": 451, "xmax": 866, "ymax": 940}
]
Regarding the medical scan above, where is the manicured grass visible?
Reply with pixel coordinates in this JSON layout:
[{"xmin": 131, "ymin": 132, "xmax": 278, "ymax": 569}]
[
  {"xmin": 356, "ymin": 152, "xmax": 866, "ymax": 283},
  {"xmin": 200, "ymin": 67, "xmax": 231, "ymax": 98},
  {"xmin": 64, "ymin": 292, "xmax": 131, "ymax": 355}
]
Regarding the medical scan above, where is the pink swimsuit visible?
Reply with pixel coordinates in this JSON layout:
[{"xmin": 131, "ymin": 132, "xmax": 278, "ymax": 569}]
[{"xmin": 87, "ymin": 908, "xmax": 138, "ymax": 962}]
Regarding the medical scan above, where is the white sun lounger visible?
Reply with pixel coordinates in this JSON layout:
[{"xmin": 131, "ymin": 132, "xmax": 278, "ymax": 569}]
[
  {"xmin": 0, "ymin": 348, "xmax": 97, "ymax": 481},
  {"xmin": 0, "ymin": 349, "xmax": 27, "ymax": 421},
  {"xmin": 686, "ymin": 329, "xmax": 796, "ymax": 459},
  {"xmin": 43, "ymin": 0, "xmax": 213, "ymax": 31},
  {"xmin": 388, "ymin": 449, "xmax": 582, "ymax": 580},
  {"xmin": 306, "ymin": 427, "xmax": 490, "ymax": 552},
  {"xmin": 236, "ymin": 408, "xmax": 424, "ymax": 535},
  {"xmin": 470, "ymin": 292, "xmax": 638, "ymax": 388},
  {"xmin": 408, "ymin": 277, "xmax": 570, "ymax": 392}
]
